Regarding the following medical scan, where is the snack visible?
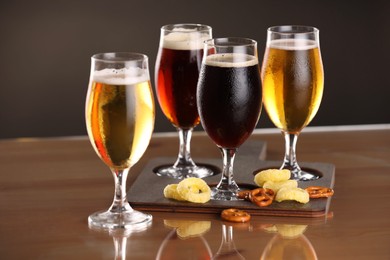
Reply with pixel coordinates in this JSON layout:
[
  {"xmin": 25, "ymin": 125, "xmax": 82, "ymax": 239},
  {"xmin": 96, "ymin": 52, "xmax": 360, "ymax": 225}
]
[
  {"xmin": 164, "ymin": 219, "xmax": 211, "ymax": 239},
  {"xmin": 250, "ymin": 188, "xmax": 275, "ymax": 207},
  {"xmin": 254, "ymin": 169, "xmax": 291, "ymax": 187},
  {"xmin": 221, "ymin": 208, "xmax": 251, "ymax": 223},
  {"xmin": 163, "ymin": 184, "xmax": 186, "ymax": 201},
  {"xmin": 163, "ymin": 219, "xmax": 187, "ymax": 228},
  {"xmin": 260, "ymin": 224, "xmax": 307, "ymax": 238},
  {"xmin": 275, "ymin": 187, "xmax": 310, "ymax": 204},
  {"xmin": 261, "ymin": 224, "xmax": 279, "ymax": 233},
  {"xmin": 176, "ymin": 177, "xmax": 211, "ymax": 203},
  {"xmin": 176, "ymin": 221, "xmax": 211, "ymax": 239},
  {"xmin": 263, "ymin": 179, "xmax": 298, "ymax": 193},
  {"xmin": 275, "ymin": 224, "xmax": 308, "ymax": 238},
  {"xmin": 305, "ymin": 186, "xmax": 334, "ymax": 198},
  {"xmin": 237, "ymin": 190, "xmax": 251, "ymax": 200}
]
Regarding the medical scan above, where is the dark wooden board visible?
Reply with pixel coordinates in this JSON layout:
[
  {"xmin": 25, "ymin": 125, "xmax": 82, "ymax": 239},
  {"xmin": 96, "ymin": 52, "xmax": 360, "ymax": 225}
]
[{"xmin": 128, "ymin": 141, "xmax": 335, "ymax": 218}]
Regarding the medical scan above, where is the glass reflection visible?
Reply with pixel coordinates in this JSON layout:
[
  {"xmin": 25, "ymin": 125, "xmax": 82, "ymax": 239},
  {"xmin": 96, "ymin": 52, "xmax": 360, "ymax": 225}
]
[
  {"xmin": 212, "ymin": 223, "xmax": 246, "ymax": 260},
  {"xmin": 156, "ymin": 219, "xmax": 212, "ymax": 259},
  {"xmin": 260, "ymin": 224, "xmax": 317, "ymax": 260},
  {"xmin": 89, "ymin": 222, "xmax": 151, "ymax": 260}
]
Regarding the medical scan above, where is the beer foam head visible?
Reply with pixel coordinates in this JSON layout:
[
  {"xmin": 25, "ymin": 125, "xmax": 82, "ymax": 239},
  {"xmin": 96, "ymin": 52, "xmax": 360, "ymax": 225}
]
[
  {"xmin": 162, "ymin": 30, "xmax": 210, "ymax": 50},
  {"xmin": 268, "ymin": 39, "xmax": 318, "ymax": 50},
  {"xmin": 205, "ymin": 53, "xmax": 258, "ymax": 68},
  {"xmin": 92, "ymin": 68, "xmax": 149, "ymax": 85}
]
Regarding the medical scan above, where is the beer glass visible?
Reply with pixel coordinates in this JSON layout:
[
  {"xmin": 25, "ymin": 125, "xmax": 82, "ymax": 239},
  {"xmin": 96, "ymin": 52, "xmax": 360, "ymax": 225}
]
[
  {"xmin": 213, "ymin": 224, "xmax": 245, "ymax": 260},
  {"xmin": 261, "ymin": 25, "xmax": 324, "ymax": 181},
  {"xmin": 261, "ymin": 231, "xmax": 317, "ymax": 259},
  {"xmin": 86, "ymin": 52, "xmax": 155, "ymax": 229},
  {"xmin": 155, "ymin": 24, "xmax": 214, "ymax": 179},
  {"xmin": 197, "ymin": 38, "xmax": 262, "ymax": 200}
]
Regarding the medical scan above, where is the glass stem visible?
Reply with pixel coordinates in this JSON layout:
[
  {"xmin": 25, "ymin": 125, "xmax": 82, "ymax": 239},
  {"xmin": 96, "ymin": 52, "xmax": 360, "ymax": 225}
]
[
  {"xmin": 109, "ymin": 168, "xmax": 132, "ymax": 213},
  {"xmin": 282, "ymin": 132, "xmax": 301, "ymax": 177},
  {"xmin": 217, "ymin": 148, "xmax": 238, "ymax": 190},
  {"xmin": 221, "ymin": 225, "xmax": 235, "ymax": 249},
  {"xmin": 215, "ymin": 225, "xmax": 244, "ymax": 259},
  {"xmin": 113, "ymin": 235, "xmax": 128, "ymax": 260},
  {"xmin": 174, "ymin": 128, "xmax": 196, "ymax": 168}
]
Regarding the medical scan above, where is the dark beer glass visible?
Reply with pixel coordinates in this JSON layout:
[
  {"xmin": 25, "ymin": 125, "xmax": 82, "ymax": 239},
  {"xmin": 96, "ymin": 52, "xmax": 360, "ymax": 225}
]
[
  {"xmin": 261, "ymin": 26, "xmax": 324, "ymax": 181},
  {"xmin": 155, "ymin": 24, "xmax": 214, "ymax": 179},
  {"xmin": 197, "ymin": 38, "xmax": 262, "ymax": 200}
]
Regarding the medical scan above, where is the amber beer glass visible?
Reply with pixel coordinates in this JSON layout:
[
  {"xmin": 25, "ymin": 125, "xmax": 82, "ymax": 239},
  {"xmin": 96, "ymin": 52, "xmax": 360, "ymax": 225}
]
[
  {"xmin": 261, "ymin": 25, "xmax": 324, "ymax": 181},
  {"xmin": 86, "ymin": 53, "xmax": 155, "ymax": 229},
  {"xmin": 197, "ymin": 38, "xmax": 262, "ymax": 200},
  {"xmin": 155, "ymin": 24, "xmax": 214, "ymax": 179}
]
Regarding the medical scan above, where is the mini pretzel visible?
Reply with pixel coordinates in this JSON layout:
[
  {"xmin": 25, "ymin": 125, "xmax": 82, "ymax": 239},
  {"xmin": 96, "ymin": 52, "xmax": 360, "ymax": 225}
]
[
  {"xmin": 237, "ymin": 190, "xmax": 251, "ymax": 200},
  {"xmin": 221, "ymin": 209, "xmax": 251, "ymax": 223},
  {"xmin": 305, "ymin": 186, "xmax": 334, "ymax": 198},
  {"xmin": 250, "ymin": 188, "xmax": 275, "ymax": 207}
]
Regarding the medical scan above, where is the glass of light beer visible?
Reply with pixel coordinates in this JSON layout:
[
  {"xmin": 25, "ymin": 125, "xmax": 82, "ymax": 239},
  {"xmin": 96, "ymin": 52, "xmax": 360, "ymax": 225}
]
[
  {"xmin": 197, "ymin": 38, "xmax": 262, "ymax": 200},
  {"xmin": 85, "ymin": 52, "xmax": 155, "ymax": 229},
  {"xmin": 261, "ymin": 25, "xmax": 324, "ymax": 181},
  {"xmin": 155, "ymin": 23, "xmax": 214, "ymax": 179}
]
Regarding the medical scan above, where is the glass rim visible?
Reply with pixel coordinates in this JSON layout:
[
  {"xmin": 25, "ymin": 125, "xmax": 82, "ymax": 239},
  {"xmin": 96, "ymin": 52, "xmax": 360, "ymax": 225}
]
[
  {"xmin": 161, "ymin": 23, "xmax": 212, "ymax": 33},
  {"xmin": 268, "ymin": 25, "xmax": 319, "ymax": 35},
  {"xmin": 91, "ymin": 52, "xmax": 148, "ymax": 63},
  {"xmin": 204, "ymin": 37, "xmax": 257, "ymax": 47}
]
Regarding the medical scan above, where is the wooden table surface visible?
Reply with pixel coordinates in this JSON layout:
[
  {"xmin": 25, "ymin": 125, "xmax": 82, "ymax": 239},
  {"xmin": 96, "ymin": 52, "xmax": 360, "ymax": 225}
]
[{"xmin": 0, "ymin": 127, "xmax": 389, "ymax": 259}]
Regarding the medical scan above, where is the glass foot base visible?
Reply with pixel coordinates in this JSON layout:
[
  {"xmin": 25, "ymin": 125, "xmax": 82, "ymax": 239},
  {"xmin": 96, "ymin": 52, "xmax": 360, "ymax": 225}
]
[
  {"xmin": 88, "ymin": 209, "xmax": 152, "ymax": 231},
  {"xmin": 211, "ymin": 187, "xmax": 242, "ymax": 201},
  {"xmin": 290, "ymin": 170, "xmax": 321, "ymax": 181},
  {"xmin": 155, "ymin": 165, "xmax": 215, "ymax": 179}
]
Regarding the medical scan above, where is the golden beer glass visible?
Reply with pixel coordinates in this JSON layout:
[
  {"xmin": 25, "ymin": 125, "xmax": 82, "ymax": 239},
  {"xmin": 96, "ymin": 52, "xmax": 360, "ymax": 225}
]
[
  {"xmin": 261, "ymin": 26, "xmax": 324, "ymax": 181},
  {"xmin": 85, "ymin": 53, "xmax": 155, "ymax": 229}
]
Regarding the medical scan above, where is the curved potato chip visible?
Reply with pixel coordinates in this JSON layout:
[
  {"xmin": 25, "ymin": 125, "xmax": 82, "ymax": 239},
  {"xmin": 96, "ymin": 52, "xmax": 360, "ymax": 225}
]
[
  {"xmin": 275, "ymin": 224, "xmax": 308, "ymax": 238},
  {"xmin": 177, "ymin": 221, "xmax": 211, "ymax": 239},
  {"xmin": 163, "ymin": 219, "xmax": 197, "ymax": 229},
  {"xmin": 177, "ymin": 177, "xmax": 211, "ymax": 203},
  {"xmin": 262, "ymin": 224, "xmax": 279, "ymax": 234},
  {"xmin": 163, "ymin": 184, "xmax": 186, "ymax": 201},
  {"xmin": 263, "ymin": 180, "xmax": 298, "ymax": 193},
  {"xmin": 254, "ymin": 169, "xmax": 291, "ymax": 187},
  {"xmin": 275, "ymin": 187, "xmax": 309, "ymax": 204}
]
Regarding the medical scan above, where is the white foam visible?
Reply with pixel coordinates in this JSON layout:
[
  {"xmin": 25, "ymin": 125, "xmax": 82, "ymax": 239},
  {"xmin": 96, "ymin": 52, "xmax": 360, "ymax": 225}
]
[
  {"xmin": 268, "ymin": 39, "xmax": 318, "ymax": 50},
  {"xmin": 205, "ymin": 53, "xmax": 258, "ymax": 68},
  {"xmin": 162, "ymin": 31, "xmax": 210, "ymax": 50},
  {"xmin": 92, "ymin": 68, "xmax": 149, "ymax": 85}
]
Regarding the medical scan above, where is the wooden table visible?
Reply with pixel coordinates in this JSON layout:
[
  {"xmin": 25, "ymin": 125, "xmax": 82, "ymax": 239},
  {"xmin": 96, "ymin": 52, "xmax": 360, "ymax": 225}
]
[{"xmin": 1, "ymin": 127, "xmax": 389, "ymax": 259}]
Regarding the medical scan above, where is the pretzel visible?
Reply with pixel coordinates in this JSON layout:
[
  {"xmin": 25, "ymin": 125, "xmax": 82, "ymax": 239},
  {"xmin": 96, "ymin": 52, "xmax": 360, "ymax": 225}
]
[
  {"xmin": 237, "ymin": 190, "xmax": 251, "ymax": 200},
  {"xmin": 221, "ymin": 208, "xmax": 251, "ymax": 223},
  {"xmin": 305, "ymin": 186, "xmax": 334, "ymax": 198},
  {"xmin": 250, "ymin": 188, "xmax": 275, "ymax": 207}
]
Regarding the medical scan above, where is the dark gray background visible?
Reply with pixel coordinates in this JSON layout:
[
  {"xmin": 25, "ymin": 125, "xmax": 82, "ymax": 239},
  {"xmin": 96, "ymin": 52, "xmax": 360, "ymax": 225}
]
[{"xmin": 1, "ymin": 0, "xmax": 389, "ymax": 139}]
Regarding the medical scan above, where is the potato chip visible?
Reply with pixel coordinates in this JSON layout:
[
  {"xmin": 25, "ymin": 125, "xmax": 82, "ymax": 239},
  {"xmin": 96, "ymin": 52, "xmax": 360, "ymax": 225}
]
[
  {"xmin": 262, "ymin": 225, "xmax": 279, "ymax": 233},
  {"xmin": 177, "ymin": 177, "xmax": 211, "ymax": 203},
  {"xmin": 163, "ymin": 219, "xmax": 188, "ymax": 228},
  {"xmin": 254, "ymin": 169, "xmax": 291, "ymax": 187},
  {"xmin": 163, "ymin": 184, "xmax": 186, "ymax": 201},
  {"xmin": 263, "ymin": 180, "xmax": 298, "ymax": 193},
  {"xmin": 176, "ymin": 221, "xmax": 211, "ymax": 239},
  {"xmin": 275, "ymin": 224, "xmax": 308, "ymax": 238},
  {"xmin": 275, "ymin": 187, "xmax": 309, "ymax": 204}
]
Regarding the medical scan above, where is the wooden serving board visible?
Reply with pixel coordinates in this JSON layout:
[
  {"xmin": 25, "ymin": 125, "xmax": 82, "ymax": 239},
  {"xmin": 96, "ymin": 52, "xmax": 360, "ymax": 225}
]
[{"xmin": 128, "ymin": 142, "xmax": 335, "ymax": 218}]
